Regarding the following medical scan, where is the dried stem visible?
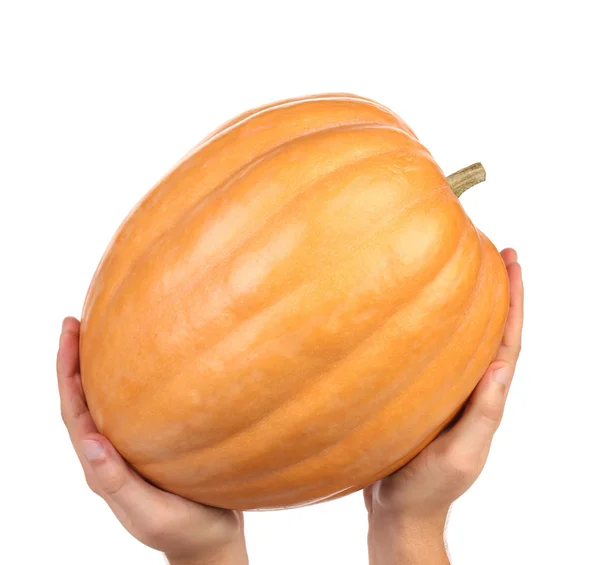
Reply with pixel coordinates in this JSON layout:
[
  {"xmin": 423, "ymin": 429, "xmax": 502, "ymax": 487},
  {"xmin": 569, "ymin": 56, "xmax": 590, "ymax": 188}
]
[{"xmin": 446, "ymin": 162, "xmax": 486, "ymax": 197}]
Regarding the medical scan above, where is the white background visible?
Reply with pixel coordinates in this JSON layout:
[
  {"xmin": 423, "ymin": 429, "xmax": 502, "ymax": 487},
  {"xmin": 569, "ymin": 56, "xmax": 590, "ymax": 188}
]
[{"xmin": 1, "ymin": 1, "xmax": 598, "ymax": 564}]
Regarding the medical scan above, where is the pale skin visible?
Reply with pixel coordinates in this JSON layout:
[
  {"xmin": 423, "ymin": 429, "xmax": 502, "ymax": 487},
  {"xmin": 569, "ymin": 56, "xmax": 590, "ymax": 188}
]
[{"xmin": 57, "ymin": 248, "xmax": 523, "ymax": 565}]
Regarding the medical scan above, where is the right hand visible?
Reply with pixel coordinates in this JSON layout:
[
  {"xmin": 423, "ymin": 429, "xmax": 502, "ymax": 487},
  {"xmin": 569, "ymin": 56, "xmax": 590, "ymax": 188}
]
[
  {"xmin": 364, "ymin": 248, "xmax": 523, "ymax": 563},
  {"xmin": 57, "ymin": 317, "xmax": 249, "ymax": 565}
]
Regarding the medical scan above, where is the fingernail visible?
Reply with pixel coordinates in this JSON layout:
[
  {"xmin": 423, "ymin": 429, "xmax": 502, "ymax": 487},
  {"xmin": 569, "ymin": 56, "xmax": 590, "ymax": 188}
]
[
  {"xmin": 62, "ymin": 318, "xmax": 69, "ymax": 332},
  {"xmin": 492, "ymin": 367, "xmax": 511, "ymax": 387},
  {"xmin": 82, "ymin": 440, "xmax": 104, "ymax": 462}
]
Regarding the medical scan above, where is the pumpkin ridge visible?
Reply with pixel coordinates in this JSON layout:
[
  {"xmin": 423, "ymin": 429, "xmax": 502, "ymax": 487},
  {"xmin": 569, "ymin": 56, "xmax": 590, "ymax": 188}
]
[
  {"xmin": 193, "ymin": 93, "xmax": 415, "ymax": 154},
  {"xmin": 182, "ymin": 123, "xmax": 420, "ymax": 225},
  {"xmin": 80, "ymin": 99, "xmax": 407, "ymax": 331},
  {"xmin": 183, "ymin": 185, "xmax": 453, "ymax": 441},
  {"xmin": 294, "ymin": 242, "xmax": 505, "ymax": 508},
  {"xmin": 175, "ymin": 142, "xmax": 435, "ymax": 328},
  {"xmin": 82, "ymin": 127, "xmax": 425, "ymax": 431},
  {"xmin": 195, "ymin": 93, "xmax": 385, "ymax": 147},
  {"xmin": 94, "ymin": 127, "xmax": 418, "ymax": 340},
  {"xmin": 397, "ymin": 238, "xmax": 506, "ymax": 443},
  {"xmin": 201, "ymin": 236, "xmax": 496, "ymax": 508},
  {"xmin": 133, "ymin": 210, "xmax": 476, "ymax": 488},
  {"xmin": 86, "ymin": 139, "xmax": 423, "ymax": 434},
  {"xmin": 120, "ymin": 166, "xmax": 450, "ymax": 462},
  {"xmin": 180, "ymin": 222, "xmax": 480, "ymax": 489},
  {"xmin": 96, "ymin": 133, "xmax": 423, "ymax": 374},
  {"xmin": 163, "ymin": 99, "xmax": 411, "ymax": 213},
  {"xmin": 129, "ymin": 180, "xmax": 454, "ymax": 460}
]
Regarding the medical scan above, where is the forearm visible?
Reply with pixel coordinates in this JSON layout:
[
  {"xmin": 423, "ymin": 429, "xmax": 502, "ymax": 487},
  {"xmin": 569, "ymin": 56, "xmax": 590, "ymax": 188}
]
[{"xmin": 367, "ymin": 509, "xmax": 450, "ymax": 565}]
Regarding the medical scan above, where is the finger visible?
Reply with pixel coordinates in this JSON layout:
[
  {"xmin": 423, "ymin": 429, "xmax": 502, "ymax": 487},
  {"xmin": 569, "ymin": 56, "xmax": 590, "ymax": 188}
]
[
  {"xmin": 498, "ymin": 255, "xmax": 524, "ymax": 363},
  {"xmin": 436, "ymin": 362, "xmax": 512, "ymax": 463},
  {"xmin": 57, "ymin": 317, "xmax": 97, "ymax": 440},
  {"xmin": 500, "ymin": 247, "xmax": 518, "ymax": 266},
  {"xmin": 80, "ymin": 432, "xmax": 182, "ymax": 526},
  {"xmin": 56, "ymin": 316, "xmax": 101, "ymax": 491},
  {"xmin": 436, "ymin": 249, "xmax": 520, "ymax": 453},
  {"xmin": 56, "ymin": 317, "xmax": 81, "ymax": 382},
  {"xmin": 56, "ymin": 318, "xmax": 200, "ymax": 532},
  {"xmin": 503, "ymin": 261, "xmax": 524, "ymax": 348}
]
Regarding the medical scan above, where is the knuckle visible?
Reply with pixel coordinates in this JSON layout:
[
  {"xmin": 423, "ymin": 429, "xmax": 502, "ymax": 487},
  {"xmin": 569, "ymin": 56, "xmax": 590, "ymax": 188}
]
[
  {"xmin": 477, "ymin": 401, "xmax": 504, "ymax": 427},
  {"xmin": 143, "ymin": 514, "xmax": 179, "ymax": 542},
  {"xmin": 99, "ymin": 469, "xmax": 125, "ymax": 496},
  {"xmin": 439, "ymin": 445, "xmax": 481, "ymax": 480}
]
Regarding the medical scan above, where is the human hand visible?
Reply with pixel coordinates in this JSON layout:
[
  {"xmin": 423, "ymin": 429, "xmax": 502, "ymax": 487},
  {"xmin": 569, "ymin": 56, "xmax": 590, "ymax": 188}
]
[
  {"xmin": 57, "ymin": 317, "xmax": 249, "ymax": 565},
  {"xmin": 364, "ymin": 248, "xmax": 523, "ymax": 564}
]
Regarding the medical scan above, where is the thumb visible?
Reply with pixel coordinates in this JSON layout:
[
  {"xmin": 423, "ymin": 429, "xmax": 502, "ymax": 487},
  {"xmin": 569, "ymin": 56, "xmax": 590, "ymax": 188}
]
[
  {"xmin": 441, "ymin": 363, "xmax": 513, "ymax": 458},
  {"xmin": 81, "ymin": 433, "xmax": 161, "ymax": 519}
]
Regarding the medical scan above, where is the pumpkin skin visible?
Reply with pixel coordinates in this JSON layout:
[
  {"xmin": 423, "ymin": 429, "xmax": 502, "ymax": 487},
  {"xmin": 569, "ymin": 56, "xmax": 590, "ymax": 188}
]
[{"xmin": 79, "ymin": 93, "xmax": 509, "ymax": 510}]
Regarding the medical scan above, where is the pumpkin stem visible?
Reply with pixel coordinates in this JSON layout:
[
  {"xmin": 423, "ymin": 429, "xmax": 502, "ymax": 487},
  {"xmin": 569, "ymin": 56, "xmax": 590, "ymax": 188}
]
[{"xmin": 446, "ymin": 162, "xmax": 486, "ymax": 197}]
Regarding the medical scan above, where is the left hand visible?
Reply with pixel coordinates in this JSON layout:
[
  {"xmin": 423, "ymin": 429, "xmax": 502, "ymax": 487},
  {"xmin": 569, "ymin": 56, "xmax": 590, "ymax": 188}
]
[{"xmin": 57, "ymin": 317, "xmax": 249, "ymax": 565}]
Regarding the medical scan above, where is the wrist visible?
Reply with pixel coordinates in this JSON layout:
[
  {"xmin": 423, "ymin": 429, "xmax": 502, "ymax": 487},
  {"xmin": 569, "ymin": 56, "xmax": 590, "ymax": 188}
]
[
  {"xmin": 167, "ymin": 552, "xmax": 248, "ymax": 565},
  {"xmin": 367, "ymin": 507, "xmax": 450, "ymax": 565},
  {"xmin": 165, "ymin": 536, "xmax": 249, "ymax": 565}
]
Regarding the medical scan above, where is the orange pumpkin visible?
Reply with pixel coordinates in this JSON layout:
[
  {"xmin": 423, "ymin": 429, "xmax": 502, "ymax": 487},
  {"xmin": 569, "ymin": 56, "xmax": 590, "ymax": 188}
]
[{"xmin": 80, "ymin": 93, "xmax": 509, "ymax": 510}]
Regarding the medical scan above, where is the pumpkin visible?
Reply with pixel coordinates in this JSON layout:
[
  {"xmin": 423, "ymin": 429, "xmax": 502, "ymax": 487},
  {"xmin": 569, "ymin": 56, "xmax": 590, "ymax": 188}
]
[{"xmin": 80, "ymin": 93, "xmax": 509, "ymax": 510}]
